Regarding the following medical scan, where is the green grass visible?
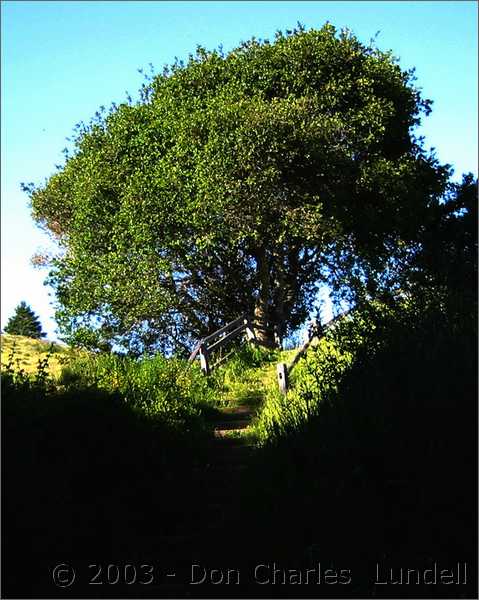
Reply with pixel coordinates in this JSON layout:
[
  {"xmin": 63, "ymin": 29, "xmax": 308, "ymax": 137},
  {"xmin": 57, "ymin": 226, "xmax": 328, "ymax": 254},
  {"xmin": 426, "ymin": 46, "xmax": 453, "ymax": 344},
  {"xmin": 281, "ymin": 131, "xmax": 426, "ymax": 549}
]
[
  {"xmin": 3, "ymin": 300, "xmax": 476, "ymax": 598},
  {"xmin": 1, "ymin": 333, "xmax": 81, "ymax": 378},
  {"xmin": 205, "ymin": 333, "xmax": 353, "ymax": 446},
  {"xmin": 212, "ymin": 346, "xmax": 280, "ymax": 403},
  {"xmin": 204, "ymin": 343, "xmax": 301, "ymax": 444}
]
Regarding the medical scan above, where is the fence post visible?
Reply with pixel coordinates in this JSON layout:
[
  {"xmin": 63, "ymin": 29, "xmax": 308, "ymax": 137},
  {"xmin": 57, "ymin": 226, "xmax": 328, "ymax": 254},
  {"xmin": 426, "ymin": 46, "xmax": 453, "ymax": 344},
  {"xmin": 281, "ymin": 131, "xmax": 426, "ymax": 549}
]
[
  {"xmin": 277, "ymin": 362, "xmax": 288, "ymax": 395},
  {"xmin": 199, "ymin": 344, "xmax": 210, "ymax": 376},
  {"xmin": 244, "ymin": 317, "xmax": 256, "ymax": 342}
]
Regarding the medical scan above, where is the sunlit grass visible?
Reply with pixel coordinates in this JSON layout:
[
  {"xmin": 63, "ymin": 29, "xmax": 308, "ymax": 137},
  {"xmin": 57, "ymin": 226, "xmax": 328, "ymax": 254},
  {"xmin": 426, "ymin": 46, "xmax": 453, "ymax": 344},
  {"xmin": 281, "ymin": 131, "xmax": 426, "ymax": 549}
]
[{"xmin": 0, "ymin": 333, "xmax": 79, "ymax": 378}]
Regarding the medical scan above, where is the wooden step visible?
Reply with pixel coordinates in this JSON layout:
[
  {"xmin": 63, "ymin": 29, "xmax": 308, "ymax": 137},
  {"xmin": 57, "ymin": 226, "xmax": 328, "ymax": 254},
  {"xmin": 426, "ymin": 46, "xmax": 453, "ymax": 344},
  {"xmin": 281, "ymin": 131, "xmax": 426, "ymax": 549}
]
[
  {"xmin": 215, "ymin": 406, "xmax": 254, "ymax": 419},
  {"xmin": 213, "ymin": 419, "xmax": 251, "ymax": 431},
  {"xmin": 208, "ymin": 444, "xmax": 256, "ymax": 464},
  {"xmin": 209, "ymin": 435, "xmax": 254, "ymax": 447},
  {"xmin": 192, "ymin": 465, "xmax": 248, "ymax": 483},
  {"xmin": 221, "ymin": 404, "xmax": 253, "ymax": 413}
]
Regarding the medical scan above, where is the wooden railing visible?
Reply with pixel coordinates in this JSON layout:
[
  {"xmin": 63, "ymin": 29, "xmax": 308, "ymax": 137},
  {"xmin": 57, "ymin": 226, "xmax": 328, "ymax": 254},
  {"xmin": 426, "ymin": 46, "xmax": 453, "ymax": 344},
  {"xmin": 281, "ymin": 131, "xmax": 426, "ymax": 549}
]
[
  {"xmin": 188, "ymin": 314, "xmax": 256, "ymax": 375},
  {"xmin": 189, "ymin": 308, "xmax": 351, "ymax": 382},
  {"xmin": 276, "ymin": 309, "xmax": 351, "ymax": 394}
]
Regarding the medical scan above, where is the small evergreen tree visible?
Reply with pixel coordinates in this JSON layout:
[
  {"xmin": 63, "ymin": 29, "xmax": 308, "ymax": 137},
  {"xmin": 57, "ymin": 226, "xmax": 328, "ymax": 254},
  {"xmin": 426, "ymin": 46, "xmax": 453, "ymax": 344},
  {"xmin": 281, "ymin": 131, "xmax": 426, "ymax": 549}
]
[{"xmin": 4, "ymin": 301, "xmax": 46, "ymax": 339}]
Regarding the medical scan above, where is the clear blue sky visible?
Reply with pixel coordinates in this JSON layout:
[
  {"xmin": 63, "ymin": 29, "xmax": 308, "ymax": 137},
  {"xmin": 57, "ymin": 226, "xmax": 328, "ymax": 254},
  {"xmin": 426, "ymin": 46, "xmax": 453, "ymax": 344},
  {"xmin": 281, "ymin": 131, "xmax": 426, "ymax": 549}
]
[{"xmin": 1, "ymin": 0, "xmax": 477, "ymax": 340}]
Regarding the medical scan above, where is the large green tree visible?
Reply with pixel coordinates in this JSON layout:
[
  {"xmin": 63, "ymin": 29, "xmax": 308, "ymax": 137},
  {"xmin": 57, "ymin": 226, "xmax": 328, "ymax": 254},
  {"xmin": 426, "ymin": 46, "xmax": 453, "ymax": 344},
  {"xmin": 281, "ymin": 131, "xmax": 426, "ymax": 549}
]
[
  {"xmin": 4, "ymin": 301, "xmax": 46, "ymax": 339},
  {"xmin": 404, "ymin": 173, "xmax": 477, "ymax": 316},
  {"xmin": 26, "ymin": 24, "xmax": 449, "ymax": 353}
]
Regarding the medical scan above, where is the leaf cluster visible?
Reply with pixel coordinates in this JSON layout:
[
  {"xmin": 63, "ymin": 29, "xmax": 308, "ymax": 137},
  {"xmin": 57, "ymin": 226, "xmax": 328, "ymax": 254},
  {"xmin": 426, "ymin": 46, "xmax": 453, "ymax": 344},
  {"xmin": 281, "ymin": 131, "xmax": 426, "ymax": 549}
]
[{"xmin": 27, "ymin": 24, "xmax": 449, "ymax": 352}]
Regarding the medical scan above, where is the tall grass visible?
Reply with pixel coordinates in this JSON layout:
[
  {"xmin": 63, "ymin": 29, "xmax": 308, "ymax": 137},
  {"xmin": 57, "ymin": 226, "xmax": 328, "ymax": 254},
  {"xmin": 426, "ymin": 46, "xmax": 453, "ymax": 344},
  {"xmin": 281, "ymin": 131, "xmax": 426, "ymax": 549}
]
[
  {"xmin": 58, "ymin": 352, "xmax": 218, "ymax": 430},
  {"xmin": 253, "ymin": 305, "xmax": 390, "ymax": 443},
  {"xmin": 3, "ymin": 299, "xmax": 476, "ymax": 597},
  {"xmin": 210, "ymin": 342, "xmax": 280, "ymax": 408},
  {"xmin": 2, "ymin": 346, "xmax": 223, "ymax": 597},
  {"xmin": 1, "ymin": 332, "xmax": 77, "ymax": 377},
  {"xmin": 241, "ymin": 298, "xmax": 476, "ymax": 596}
]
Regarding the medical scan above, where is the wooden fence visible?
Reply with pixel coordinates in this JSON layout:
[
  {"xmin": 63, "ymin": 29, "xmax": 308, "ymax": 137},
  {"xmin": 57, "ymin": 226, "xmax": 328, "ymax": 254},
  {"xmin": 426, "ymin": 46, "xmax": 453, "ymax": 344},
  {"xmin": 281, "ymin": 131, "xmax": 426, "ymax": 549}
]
[
  {"xmin": 188, "ymin": 308, "xmax": 351, "ymax": 384},
  {"xmin": 188, "ymin": 314, "xmax": 256, "ymax": 375},
  {"xmin": 276, "ymin": 309, "xmax": 351, "ymax": 394}
]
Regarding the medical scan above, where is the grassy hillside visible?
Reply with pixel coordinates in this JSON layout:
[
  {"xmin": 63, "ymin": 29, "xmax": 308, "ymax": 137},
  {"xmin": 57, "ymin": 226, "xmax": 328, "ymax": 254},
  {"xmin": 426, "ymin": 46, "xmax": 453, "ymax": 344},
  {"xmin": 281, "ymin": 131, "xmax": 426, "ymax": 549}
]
[
  {"xmin": 0, "ymin": 333, "xmax": 77, "ymax": 378},
  {"xmin": 2, "ymin": 302, "xmax": 476, "ymax": 598}
]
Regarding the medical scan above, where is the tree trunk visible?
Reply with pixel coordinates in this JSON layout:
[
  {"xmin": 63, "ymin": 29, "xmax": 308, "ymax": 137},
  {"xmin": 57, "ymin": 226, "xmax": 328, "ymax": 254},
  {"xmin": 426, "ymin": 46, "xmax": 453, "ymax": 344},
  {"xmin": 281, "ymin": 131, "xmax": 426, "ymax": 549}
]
[
  {"xmin": 253, "ymin": 246, "xmax": 276, "ymax": 348},
  {"xmin": 273, "ymin": 245, "xmax": 286, "ymax": 347}
]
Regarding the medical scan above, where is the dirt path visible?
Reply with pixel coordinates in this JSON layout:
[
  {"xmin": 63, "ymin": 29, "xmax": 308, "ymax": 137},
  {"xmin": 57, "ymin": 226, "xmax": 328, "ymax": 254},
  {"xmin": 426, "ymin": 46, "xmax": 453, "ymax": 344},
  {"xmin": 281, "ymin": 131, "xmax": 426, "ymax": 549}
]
[{"xmin": 150, "ymin": 402, "xmax": 258, "ymax": 597}]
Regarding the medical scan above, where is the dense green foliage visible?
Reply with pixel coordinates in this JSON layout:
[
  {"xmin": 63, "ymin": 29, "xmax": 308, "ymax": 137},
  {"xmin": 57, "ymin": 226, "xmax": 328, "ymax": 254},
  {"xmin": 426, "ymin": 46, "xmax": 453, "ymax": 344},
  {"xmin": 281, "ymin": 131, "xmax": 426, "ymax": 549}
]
[
  {"xmin": 244, "ymin": 295, "xmax": 476, "ymax": 596},
  {"xmin": 2, "ymin": 285, "xmax": 477, "ymax": 597},
  {"xmin": 253, "ymin": 308, "xmax": 375, "ymax": 442},
  {"xmin": 58, "ymin": 352, "xmax": 217, "ymax": 428},
  {"xmin": 26, "ymin": 23, "xmax": 449, "ymax": 352},
  {"xmin": 3, "ymin": 301, "xmax": 46, "ymax": 339},
  {"xmin": 2, "ymin": 361, "xmax": 215, "ymax": 597},
  {"xmin": 241, "ymin": 173, "xmax": 477, "ymax": 589},
  {"xmin": 7, "ymin": 21, "xmax": 477, "ymax": 597},
  {"xmin": 406, "ymin": 173, "xmax": 477, "ymax": 311}
]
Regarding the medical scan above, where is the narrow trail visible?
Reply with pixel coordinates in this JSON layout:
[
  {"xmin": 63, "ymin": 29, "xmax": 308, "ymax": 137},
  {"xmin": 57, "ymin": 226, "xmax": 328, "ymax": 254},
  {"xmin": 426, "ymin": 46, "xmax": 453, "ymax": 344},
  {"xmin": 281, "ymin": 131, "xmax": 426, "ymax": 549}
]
[
  {"xmin": 150, "ymin": 401, "xmax": 259, "ymax": 598},
  {"xmin": 133, "ymin": 354, "xmax": 286, "ymax": 598}
]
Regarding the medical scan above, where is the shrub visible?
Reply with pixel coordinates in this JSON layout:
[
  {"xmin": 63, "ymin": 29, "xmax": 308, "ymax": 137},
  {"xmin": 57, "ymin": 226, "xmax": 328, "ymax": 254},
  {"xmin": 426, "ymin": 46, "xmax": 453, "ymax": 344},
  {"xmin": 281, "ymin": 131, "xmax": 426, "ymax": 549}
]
[
  {"xmin": 253, "ymin": 305, "xmax": 387, "ymax": 442},
  {"xmin": 2, "ymin": 346, "xmax": 217, "ymax": 597},
  {"xmin": 57, "ymin": 351, "xmax": 219, "ymax": 432},
  {"xmin": 246, "ymin": 298, "xmax": 476, "ymax": 593}
]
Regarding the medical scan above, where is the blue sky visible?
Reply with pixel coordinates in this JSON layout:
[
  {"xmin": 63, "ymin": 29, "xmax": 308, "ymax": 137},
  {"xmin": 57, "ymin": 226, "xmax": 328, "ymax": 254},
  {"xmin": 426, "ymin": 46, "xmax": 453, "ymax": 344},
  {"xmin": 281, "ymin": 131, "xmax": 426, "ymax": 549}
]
[{"xmin": 1, "ymin": 0, "xmax": 477, "ymax": 340}]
